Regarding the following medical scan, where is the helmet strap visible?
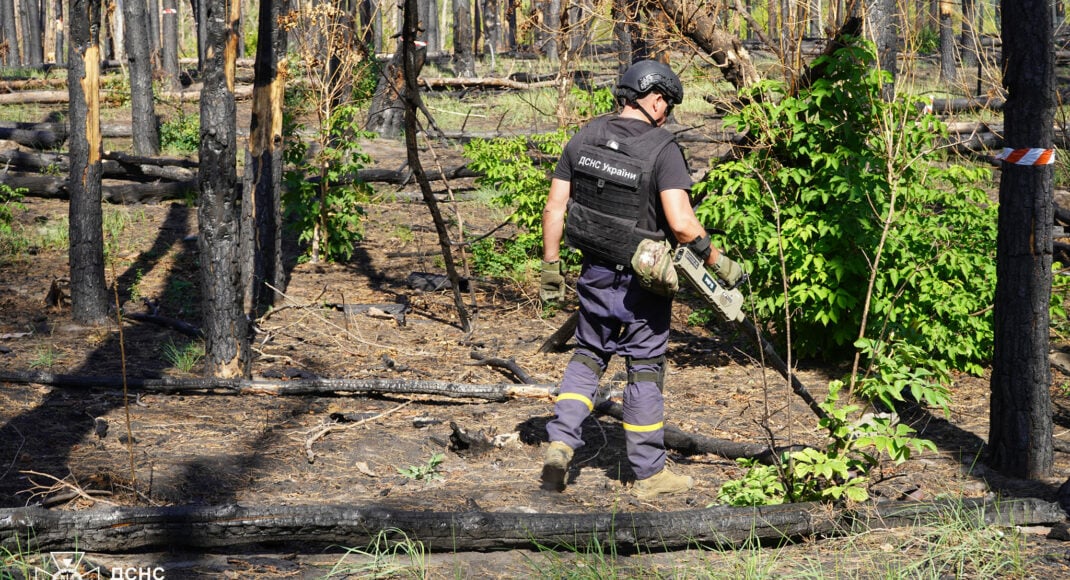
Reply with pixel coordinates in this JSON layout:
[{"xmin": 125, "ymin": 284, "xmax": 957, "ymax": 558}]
[{"xmin": 633, "ymin": 100, "xmax": 659, "ymax": 127}]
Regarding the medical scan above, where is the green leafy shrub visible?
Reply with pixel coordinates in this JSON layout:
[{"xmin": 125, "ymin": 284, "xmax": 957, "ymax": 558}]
[
  {"xmin": 463, "ymin": 130, "xmax": 571, "ymax": 274},
  {"xmin": 283, "ymin": 100, "xmax": 373, "ymax": 263},
  {"xmin": 695, "ymin": 40, "xmax": 996, "ymax": 373},
  {"xmin": 571, "ymin": 86, "xmax": 616, "ymax": 118},
  {"xmin": 0, "ymin": 183, "xmax": 27, "ymax": 258},
  {"xmin": 718, "ymin": 376, "xmax": 939, "ymax": 506},
  {"xmin": 160, "ymin": 109, "xmax": 201, "ymax": 153}
]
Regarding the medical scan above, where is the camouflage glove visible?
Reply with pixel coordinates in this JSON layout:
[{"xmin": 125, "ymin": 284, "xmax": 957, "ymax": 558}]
[
  {"xmin": 540, "ymin": 260, "xmax": 566, "ymax": 301},
  {"xmin": 711, "ymin": 253, "xmax": 746, "ymax": 289}
]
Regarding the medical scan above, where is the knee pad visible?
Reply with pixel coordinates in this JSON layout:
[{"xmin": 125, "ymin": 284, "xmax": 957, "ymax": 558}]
[
  {"xmin": 626, "ymin": 354, "xmax": 666, "ymax": 392},
  {"xmin": 569, "ymin": 351, "xmax": 606, "ymax": 379}
]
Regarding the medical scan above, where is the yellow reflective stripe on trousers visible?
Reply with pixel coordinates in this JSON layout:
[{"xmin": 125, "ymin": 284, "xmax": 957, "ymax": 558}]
[
  {"xmin": 623, "ymin": 421, "xmax": 664, "ymax": 433},
  {"xmin": 556, "ymin": 392, "xmax": 594, "ymax": 411}
]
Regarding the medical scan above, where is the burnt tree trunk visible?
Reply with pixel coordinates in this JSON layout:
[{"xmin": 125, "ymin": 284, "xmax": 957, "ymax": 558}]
[
  {"xmin": 0, "ymin": 498, "xmax": 1063, "ymax": 553},
  {"xmin": 0, "ymin": 0, "xmax": 17, "ymax": 65},
  {"xmin": 365, "ymin": 42, "xmax": 425, "ymax": 138},
  {"xmin": 864, "ymin": 0, "xmax": 897, "ymax": 100},
  {"xmin": 241, "ymin": 0, "xmax": 288, "ymax": 315},
  {"xmin": 67, "ymin": 0, "xmax": 110, "ymax": 325},
  {"xmin": 988, "ymin": 0, "xmax": 1055, "ymax": 479},
  {"xmin": 961, "ymin": 0, "xmax": 979, "ymax": 70},
  {"xmin": 504, "ymin": 0, "xmax": 515, "ymax": 50},
  {"xmin": 419, "ymin": 0, "xmax": 439, "ymax": 51},
  {"xmin": 402, "ymin": 0, "xmax": 471, "ymax": 332},
  {"xmin": 938, "ymin": 0, "xmax": 956, "ymax": 82},
  {"xmin": 198, "ymin": 0, "xmax": 250, "ymax": 378},
  {"xmin": 482, "ymin": 0, "xmax": 498, "ymax": 57},
  {"xmin": 53, "ymin": 0, "xmax": 66, "ymax": 66},
  {"xmin": 657, "ymin": 0, "xmax": 760, "ymax": 90},
  {"xmin": 122, "ymin": 0, "xmax": 160, "ymax": 155},
  {"xmin": 453, "ymin": 0, "xmax": 476, "ymax": 76},
  {"xmin": 161, "ymin": 0, "xmax": 181, "ymax": 89},
  {"xmin": 22, "ymin": 0, "xmax": 45, "ymax": 65},
  {"xmin": 358, "ymin": 0, "xmax": 381, "ymax": 51}
]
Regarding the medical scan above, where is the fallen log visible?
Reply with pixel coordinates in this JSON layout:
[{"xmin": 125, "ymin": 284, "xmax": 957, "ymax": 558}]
[
  {"xmin": 0, "ymin": 370, "xmax": 556, "ymax": 401},
  {"xmin": 0, "ymin": 497, "xmax": 1061, "ymax": 553},
  {"xmin": 596, "ymin": 401, "xmax": 808, "ymax": 464},
  {"xmin": 419, "ymin": 76, "xmax": 558, "ymax": 90},
  {"xmin": 0, "ymin": 149, "xmax": 195, "ymax": 182},
  {"xmin": 0, "ymin": 84, "xmax": 254, "ymax": 105},
  {"xmin": 0, "ymin": 123, "xmax": 67, "ymax": 149}
]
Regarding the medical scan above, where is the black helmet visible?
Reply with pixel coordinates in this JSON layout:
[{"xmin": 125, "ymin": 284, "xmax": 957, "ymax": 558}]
[{"xmin": 615, "ymin": 60, "xmax": 684, "ymax": 105}]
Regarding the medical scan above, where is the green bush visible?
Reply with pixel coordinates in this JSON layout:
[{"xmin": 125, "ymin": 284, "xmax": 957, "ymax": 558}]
[
  {"xmin": 283, "ymin": 101, "xmax": 372, "ymax": 263},
  {"xmin": 0, "ymin": 183, "xmax": 27, "ymax": 257},
  {"xmin": 695, "ymin": 40, "xmax": 996, "ymax": 373},
  {"xmin": 464, "ymin": 130, "xmax": 572, "ymax": 274},
  {"xmin": 160, "ymin": 109, "xmax": 201, "ymax": 153}
]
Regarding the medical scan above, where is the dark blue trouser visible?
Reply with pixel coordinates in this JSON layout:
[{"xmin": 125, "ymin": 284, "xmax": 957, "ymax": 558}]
[{"xmin": 545, "ymin": 261, "xmax": 672, "ymax": 480}]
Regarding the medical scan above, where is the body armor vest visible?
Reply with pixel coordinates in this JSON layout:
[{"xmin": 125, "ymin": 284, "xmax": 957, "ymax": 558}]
[{"xmin": 565, "ymin": 116, "xmax": 678, "ymax": 266}]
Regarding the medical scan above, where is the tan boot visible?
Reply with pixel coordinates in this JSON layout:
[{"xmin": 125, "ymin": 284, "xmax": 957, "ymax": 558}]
[
  {"xmin": 632, "ymin": 468, "xmax": 693, "ymax": 499},
  {"xmin": 540, "ymin": 441, "xmax": 574, "ymax": 492}
]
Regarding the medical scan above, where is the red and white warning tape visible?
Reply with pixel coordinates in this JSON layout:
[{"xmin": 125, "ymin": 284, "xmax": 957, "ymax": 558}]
[{"xmin": 995, "ymin": 148, "xmax": 1055, "ymax": 165}]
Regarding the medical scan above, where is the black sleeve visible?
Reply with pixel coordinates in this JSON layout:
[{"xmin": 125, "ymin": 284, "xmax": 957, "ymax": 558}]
[{"xmin": 654, "ymin": 142, "xmax": 692, "ymax": 193}]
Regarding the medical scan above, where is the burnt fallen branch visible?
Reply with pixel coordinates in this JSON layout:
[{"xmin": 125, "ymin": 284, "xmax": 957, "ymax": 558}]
[
  {"xmin": 468, "ymin": 350, "xmax": 536, "ymax": 384},
  {"xmin": 0, "ymin": 497, "xmax": 1062, "ymax": 553},
  {"xmin": 596, "ymin": 401, "xmax": 808, "ymax": 464},
  {"xmin": 0, "ymin": 370, "xmax": 556, "ymax": 401}
]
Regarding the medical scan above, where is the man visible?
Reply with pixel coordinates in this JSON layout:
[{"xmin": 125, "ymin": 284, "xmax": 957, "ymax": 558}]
[{"xmin": 539, "ymin": 60, "xmax": 744, "ymax": 499}]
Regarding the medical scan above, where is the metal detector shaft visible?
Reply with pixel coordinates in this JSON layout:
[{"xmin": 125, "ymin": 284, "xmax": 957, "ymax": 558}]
[{"xmin": 672, "ymin": 247, "xmax": 828, "ymax": 422}]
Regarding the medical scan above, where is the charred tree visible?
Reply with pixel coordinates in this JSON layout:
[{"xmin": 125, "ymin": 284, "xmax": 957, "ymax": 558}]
[
  {"xmin": 53, "ymin": 0, "xmax": 66, "ymax": 66},
  {"xmin": 961, "ymin": 0, "xmax": 979, "ymax": 70},
  {"xmin": 988, "ymin": 0, "xmax": 1055, "ymax": 479},
  {"xmin": 67, "ymin": 0, "xmax": 110, "ymax": 325},
  {"xmin": 0, "ymin": 0, "xmax": 17, "ymax": 65},
  {"xmin": 419, "ymin": 0, "xmax": 439, "ymax": 51},
  {"xmin": 482, "ymin": 0, "xmax": 499, "ymax": 58},
  {"xmin": 241, "ymin": 0, "xmax": 288, "ymax": 315},
  {"xmin": 0, "ymin": 498, "xmax": 1063, "ymax": 553},
  {"xmin": 22, "ymin": 0, "xmax": 45, "ymax": 65},
  {"xmin": 402, "ymin": 0, "xmax": 471, "ymax": 332},
  {"xmin": 122, "ymin": 0, "xmax": 160, "ymax": 155},
  {"xmin": 938, "ymin": 0, "xmax": 956, "ymax": 82},
  {"xmin": 365, "ymin": 41, "xmax": 426, "ymax": 137},
  {"xmin": 864, "ymin": 0, "xmax": 897, "ymax": 100},
  {"xmin": 453, "ymin": 0, "xmax": 476, "ymax": 77},
  {"xmin": 161, "ymin": 0, "xmax": 181, "ymax": 89},
  {"xmin": 657, "ymin": 0, "xmax": 760, "ymax": 90},
  {"xmin": 198, "ymin": 0, "xmax": 250, "ymax": 378},
  {"xmin": 358, "ymin": 0, "xmax": 382, "ymax": 51},
  {"xmin": 504, "ymin": 0, "xmax": 516, "ymax": 50}
]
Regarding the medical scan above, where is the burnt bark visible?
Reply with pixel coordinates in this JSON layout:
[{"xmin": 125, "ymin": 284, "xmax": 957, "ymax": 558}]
[
  {"xmin": 0, "ymin": 0, "xmax": 18, "ymax": 65},
  {"xmin": 358, "ymin": 0, "xmax": 382, "ymax": 51},
  {"xmin": 122, "ymin": 0, "xmax": 160, "ymax": 155},
  {"xmin": 241, "ymin": 0, "xmax": 288, "ymax": 316},
  {"xmin": 657, "ymin": 0, "xmax": 760, "ymax": 90},
  {"xmin": 864, "ymin": 0, "xmax": 897, "ymax": 100},
  {"xmin": 988, "ymin": 0, "xmax": 1055, "ymax": 479},
  {"xmin": 938, "ymin": 0, "xmax": 956, "ymax": 82},
  {"xmin": 67, "ymin": 0, "xmax": 110, "ymax": 325},
  {"xmin": 402, "ymin": 0, "xmax": 471, "ymax": 332},
  {"xmin": 453, "ymin": 0, "xmax": 476, "ymax": 76},
  {"xmin": 0, "ymin": 498, "xmax": 1062, "ymax": 553},
  {"xmin": 197, "ymin": 0, "xmax": 250, "ymax": 378},
  {"xmin": 961, "ymin": 0, "xmax": 979, "ymax": 70},
  {"xmin": 161, "ymin": 0, "xmax": 181, "ymax": 90},
  {"xmin": 53, "ymin": 0, "xmax": 66, "ymax": 66},
  {"xmin": 482, "ymin": 0, "xmax": 499, "ymax": 56},
  {"xmin": 0, "ymin": 370, "xmax": 555, "ymax": 399},
  {"xmin": 365, "ymin": 41, "xmax": 426, "ymax": 138},
  {"xmin": 22, "ymin": 0, "xmax": 45, "ymax": 65}
]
